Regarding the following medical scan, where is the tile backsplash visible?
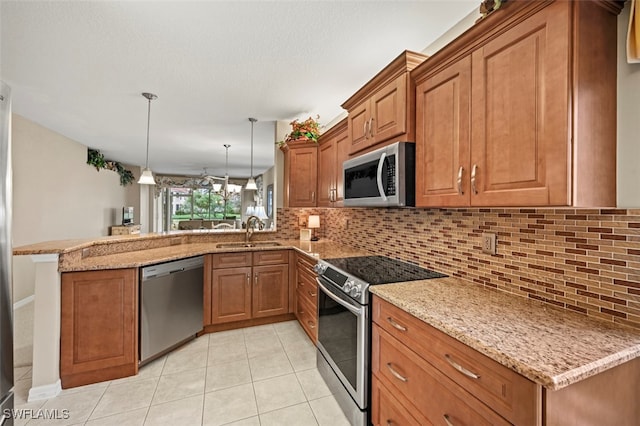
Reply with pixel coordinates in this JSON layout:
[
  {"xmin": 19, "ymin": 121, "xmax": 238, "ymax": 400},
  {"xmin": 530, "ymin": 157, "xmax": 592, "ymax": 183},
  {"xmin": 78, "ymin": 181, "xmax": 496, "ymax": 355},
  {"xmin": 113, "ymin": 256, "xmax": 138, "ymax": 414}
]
[{"xmin": 277, "ymin": 207, "xmax": 640, "ymax": 330}]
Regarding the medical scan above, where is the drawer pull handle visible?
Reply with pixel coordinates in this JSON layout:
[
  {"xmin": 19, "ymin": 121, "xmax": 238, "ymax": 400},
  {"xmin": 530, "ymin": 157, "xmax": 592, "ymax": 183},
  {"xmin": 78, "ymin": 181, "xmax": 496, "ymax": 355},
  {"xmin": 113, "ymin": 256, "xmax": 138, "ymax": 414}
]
[
  {"xmin": 307, "ymin": 321, "xmax": 316, "ymax": 329},
  {"xmin": 386, "ymin": 421, "xmax": 393, "ymax": 426},
  {"xmin": 386, "ymin": 317, "xmax": 407, "ymax": 332},
  {"xmin": 445, "ymin": 354, "xmax": 480, "ymax": 379},
  {"xmin": 443, "ymin": 414, "xmax": 455, "ymax": 426},
  {"xmin": 386, "ymin": 363, "xmax": 408, "ymax": 382},
  {"xmin": 308, "ymin": 291, "xmax": 317, "ymax": 297}
]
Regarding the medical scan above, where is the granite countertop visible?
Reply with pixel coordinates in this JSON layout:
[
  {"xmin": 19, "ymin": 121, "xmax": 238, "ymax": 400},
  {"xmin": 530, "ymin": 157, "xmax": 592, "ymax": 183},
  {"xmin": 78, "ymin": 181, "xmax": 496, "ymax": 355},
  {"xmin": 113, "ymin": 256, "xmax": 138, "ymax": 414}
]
[
  {"xmin": 52, "ymin": 239, "xmax": 367, "ymax": 272},
  {"xmin": 370, "ymin": 277, "xmax": 640, "ymax": 391}
]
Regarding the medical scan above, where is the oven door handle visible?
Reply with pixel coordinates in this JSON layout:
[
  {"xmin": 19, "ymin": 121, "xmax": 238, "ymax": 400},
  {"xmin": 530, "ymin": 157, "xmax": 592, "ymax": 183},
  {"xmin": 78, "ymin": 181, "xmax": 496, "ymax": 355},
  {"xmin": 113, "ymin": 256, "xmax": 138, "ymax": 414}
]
[
  {"xmin": 376, "ymin": 152, "xmax": 387, "ymax": 201},
  {"xmin": 316, "ymin": 278, "xmax": 364, "ymax": 316}
]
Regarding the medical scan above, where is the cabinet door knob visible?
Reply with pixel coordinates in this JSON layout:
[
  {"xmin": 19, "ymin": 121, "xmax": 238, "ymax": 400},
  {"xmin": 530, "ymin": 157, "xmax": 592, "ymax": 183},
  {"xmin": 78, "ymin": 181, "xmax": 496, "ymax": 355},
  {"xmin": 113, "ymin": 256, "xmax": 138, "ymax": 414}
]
[
  {"xmin": 246, "ymin": 273, "xmax": 250, "ymax": 286},
  {"xmin": 443, "ymin": 414, "xmax": 455, "ymax": 426},
  {"xmin": 471, "ymin": 164, "xmax": 478, "ymax": 195},
  {"xmin": 457, "ymin": 166, "xmax": 464, "ymax": 195}
]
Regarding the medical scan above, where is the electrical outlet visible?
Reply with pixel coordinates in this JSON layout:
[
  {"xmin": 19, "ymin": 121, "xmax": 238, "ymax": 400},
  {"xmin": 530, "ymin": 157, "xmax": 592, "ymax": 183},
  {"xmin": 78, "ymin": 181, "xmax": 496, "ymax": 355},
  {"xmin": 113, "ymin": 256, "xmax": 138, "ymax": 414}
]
[{"xmin": 482, "ymin": 233, "xmax": 497, "ymax": 255}]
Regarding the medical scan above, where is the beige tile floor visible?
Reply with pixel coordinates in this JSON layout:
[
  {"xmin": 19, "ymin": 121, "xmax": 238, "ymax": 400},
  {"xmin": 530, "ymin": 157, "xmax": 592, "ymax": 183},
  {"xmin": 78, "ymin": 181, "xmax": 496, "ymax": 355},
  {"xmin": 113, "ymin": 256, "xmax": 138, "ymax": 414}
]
[{"xmin": 12, "ymin": 321, "xmax": 351, "ymax": 426}]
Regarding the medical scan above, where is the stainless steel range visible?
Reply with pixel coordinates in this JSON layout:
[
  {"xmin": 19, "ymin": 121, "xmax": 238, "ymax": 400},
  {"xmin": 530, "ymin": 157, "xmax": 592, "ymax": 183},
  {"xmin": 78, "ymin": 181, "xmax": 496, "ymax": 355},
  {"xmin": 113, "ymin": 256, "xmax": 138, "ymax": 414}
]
[{"xmin": 313, "ymin": 255, "xmax": 446, "ymax": 425}]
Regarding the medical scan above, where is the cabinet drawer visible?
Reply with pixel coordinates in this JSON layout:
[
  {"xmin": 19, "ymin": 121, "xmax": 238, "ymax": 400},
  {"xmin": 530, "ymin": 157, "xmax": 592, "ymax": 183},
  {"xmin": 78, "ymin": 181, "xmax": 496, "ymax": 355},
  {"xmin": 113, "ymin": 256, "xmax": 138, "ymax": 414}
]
[
  {"xmin": 373, "ymin": 296, "xmax": 537, "ymax": 425},
  {"xmin": 296, "ymin": 292, "xmax": 317, "ymax": 343},
  {"xmin": 297, "ymin": 253, "xmax": 316, "ymax": 273},
  {"xmin": 212, "ymin": 252, "xmax": 252, "ymax": 269},
  {"xmin": 372, "ymin": 326, "xmax": 510, "ymax": 426},
  {"xmin": 253, "ymin": 250, "xmax": 288, "ymax": 266},
  {"xmin": 296, "ymin": 281, "xmax": 318, "ymax": 308},
  {"xmin": 371, "ymin": 375, "xmax": 427, "ymax": 426}
]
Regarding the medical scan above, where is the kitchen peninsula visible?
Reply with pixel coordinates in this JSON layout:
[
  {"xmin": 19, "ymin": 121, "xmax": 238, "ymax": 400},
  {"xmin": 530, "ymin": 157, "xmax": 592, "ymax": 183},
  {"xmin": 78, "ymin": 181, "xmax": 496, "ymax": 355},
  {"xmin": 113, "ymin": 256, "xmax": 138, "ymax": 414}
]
[
  {"xmin": 13, "ymin": 230, "xmax": 640, "ymax": 425},
  {"xmin": 13, "ymin": 231, "xmax": 366, "ymax": 401}
]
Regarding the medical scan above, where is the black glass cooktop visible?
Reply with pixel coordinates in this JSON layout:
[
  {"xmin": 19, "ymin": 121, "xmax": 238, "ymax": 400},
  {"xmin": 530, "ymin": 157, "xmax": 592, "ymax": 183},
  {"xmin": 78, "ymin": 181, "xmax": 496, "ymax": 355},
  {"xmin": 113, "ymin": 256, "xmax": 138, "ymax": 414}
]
[{"xmin": 324, "ymin": 255, "xmax": 446, "ymax": 285}]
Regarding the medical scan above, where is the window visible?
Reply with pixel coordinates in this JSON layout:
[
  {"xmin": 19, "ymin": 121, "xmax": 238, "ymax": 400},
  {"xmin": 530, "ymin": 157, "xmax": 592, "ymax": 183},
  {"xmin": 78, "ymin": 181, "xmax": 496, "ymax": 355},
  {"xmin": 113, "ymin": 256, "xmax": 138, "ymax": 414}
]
[{"xmin": 166, "ymin": 186, "xmax": 242, "ymax": 230}]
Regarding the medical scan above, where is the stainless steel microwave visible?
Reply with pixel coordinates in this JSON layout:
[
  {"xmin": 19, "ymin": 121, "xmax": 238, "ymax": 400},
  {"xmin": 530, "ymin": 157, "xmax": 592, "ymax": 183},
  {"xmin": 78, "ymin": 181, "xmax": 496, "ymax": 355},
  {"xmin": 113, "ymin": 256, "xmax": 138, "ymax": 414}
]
[{"xmin": 343, "ymin": 141, "xmax": 415, "ymax": 207}]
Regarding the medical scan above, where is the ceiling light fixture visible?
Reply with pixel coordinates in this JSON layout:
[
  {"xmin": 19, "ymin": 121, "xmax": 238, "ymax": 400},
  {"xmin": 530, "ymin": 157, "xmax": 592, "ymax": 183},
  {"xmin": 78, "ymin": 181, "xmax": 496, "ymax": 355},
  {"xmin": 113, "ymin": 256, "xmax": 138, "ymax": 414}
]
[
  {"xmin": 246, "ymin": 117, "xmax": 258, "ymax": 191},
  {"xmin": 138, "ymin": 92, "xmax": 158, "ymax": 185}
]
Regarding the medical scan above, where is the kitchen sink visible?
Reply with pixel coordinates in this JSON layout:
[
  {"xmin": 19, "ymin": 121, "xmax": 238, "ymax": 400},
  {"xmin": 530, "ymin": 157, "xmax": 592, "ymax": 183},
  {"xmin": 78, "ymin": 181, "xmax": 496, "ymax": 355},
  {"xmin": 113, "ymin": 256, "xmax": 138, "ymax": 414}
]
[{"xmin": 215, "ymin": 241, "xmax": 282, "ymax": 249}]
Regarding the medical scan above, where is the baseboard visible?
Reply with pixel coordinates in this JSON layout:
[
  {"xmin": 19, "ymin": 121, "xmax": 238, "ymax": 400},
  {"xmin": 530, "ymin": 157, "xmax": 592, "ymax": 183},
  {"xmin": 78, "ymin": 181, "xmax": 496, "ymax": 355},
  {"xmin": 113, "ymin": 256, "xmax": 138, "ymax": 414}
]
[
  {"xmin": 14, "ymin": 295, "xmax": 34, "ymax": 310},
  {"xmin": 28, "ymin": 379, "xmax": 61, "ymax": 402}
]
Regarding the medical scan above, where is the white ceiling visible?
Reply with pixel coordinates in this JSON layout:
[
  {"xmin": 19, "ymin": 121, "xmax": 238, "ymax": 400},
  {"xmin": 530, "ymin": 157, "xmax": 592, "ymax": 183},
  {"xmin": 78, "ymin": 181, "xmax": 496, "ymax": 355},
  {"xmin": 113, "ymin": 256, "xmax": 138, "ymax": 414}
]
[{"xmin": 0, "ymin": 0, "xmax": 477, "ymax": 178}]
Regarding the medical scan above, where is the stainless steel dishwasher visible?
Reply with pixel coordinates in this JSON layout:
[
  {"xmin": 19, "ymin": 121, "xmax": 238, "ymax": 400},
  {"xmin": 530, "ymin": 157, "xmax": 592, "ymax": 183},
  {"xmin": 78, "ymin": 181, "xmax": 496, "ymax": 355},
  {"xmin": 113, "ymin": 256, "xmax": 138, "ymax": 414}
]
[{"xmin": 140, "ymin": 256, "xmax": 204, "ymax": 364}]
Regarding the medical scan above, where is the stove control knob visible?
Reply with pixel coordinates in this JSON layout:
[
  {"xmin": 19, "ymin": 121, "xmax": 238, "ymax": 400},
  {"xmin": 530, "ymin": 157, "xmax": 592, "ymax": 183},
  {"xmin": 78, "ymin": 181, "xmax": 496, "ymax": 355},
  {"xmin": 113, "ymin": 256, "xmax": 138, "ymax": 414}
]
[
  {"xmin": 343, "ymin": 279, "xmax": 354, "ymax": 293},
  {"xmin": 349, "ymin": 283, "xmax": 362, "ymax": 298},
  {"xmin": 313, "ymin": 264, "xmax": 326, "ymax": 274}
]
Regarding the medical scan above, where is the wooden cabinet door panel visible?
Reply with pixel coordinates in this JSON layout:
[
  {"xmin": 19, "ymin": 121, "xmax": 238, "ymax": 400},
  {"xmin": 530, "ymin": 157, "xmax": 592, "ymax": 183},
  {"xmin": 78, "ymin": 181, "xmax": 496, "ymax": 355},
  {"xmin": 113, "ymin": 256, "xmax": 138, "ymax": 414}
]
[
  {"xmin": 253, "ymin": 264, "xmax": 289, "ymax": 318},
  {"xmin": 288, "ymin": 147, "xmax": 318, "ymax": 207},
  {"xmin": 211, "ymin": 267, "xmax": 252, "ymax": 324},
  {"xmin": 416, "ymin": 56, "xmax": 471, "ymax": 207},
  {"xmin": 348, "ymin": 101, "xmax": 370, "ymax": 154},
  {"xmin": 253, "ymin": 250, "xmax": 288, "ymax": 266},
  {"xmin": 317, "ymin": 138, "xmax": 336, "ymax": 207},
  {"xmin": 334, "ymin": 127, "xmax": 350, "ymax": 205},
  {"xmin": 471, "ymin": 2, "xmax": 570, "ymax": 206},
  {"xmin": 370, "ymin": 75, "xmax": 406, "ymax": 144},
  {"xmin": 61, "ymin": 269, "xmax": 138, "ymax": 386},
  {"xmin": 371, "ymin": 375, "xmax": 428, "ymax": 426},
  {"xmin": 212, "ymin": 252, "xmax": 252, "ymax": 269}
]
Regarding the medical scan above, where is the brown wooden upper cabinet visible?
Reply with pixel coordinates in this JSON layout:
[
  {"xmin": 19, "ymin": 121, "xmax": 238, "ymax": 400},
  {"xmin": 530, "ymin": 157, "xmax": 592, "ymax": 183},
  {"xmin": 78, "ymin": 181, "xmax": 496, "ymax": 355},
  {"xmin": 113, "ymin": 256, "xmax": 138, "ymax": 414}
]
[
  {"xmin": 342, "ymin": 51, "xmax": 427, "ymax": 156},
  {"xmin": 282, "ymin": 140, "xmax": 318, "ymax": 207},
  {"xmin": 413, "ymin": 0, "xmax": 621, "ymax": 208},
  {"xmin": 317, "ymin": 118, "xmax": 349, "ymax": 207}
]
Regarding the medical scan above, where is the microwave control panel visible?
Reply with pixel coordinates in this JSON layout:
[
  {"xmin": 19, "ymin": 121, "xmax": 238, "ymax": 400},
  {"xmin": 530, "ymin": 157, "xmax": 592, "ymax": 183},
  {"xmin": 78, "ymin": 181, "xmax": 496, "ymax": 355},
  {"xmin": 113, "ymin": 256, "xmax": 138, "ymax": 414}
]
[{"xmin": 384, "ymin": 155, "xmax": 396, "ymax": 196}]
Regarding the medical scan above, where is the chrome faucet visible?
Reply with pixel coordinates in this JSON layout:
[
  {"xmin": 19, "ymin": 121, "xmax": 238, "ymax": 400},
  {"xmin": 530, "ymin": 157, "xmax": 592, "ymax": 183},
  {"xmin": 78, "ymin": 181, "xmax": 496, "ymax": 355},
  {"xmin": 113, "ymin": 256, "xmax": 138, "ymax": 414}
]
[{"xmin": 245, "ymin": 215, "xmax": 260, "ymax": 243}]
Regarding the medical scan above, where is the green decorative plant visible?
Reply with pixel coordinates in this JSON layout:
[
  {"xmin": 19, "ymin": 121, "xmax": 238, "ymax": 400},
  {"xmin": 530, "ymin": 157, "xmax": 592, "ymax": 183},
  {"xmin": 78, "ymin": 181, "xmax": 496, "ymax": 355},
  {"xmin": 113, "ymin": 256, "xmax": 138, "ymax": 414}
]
[
  {"xmin": 87, "ymin": 148, "xmax": 135, "ymax": 186},
  {"xmin": 276, "ymin": 115, "xmax": 321, "ymax": 148}
]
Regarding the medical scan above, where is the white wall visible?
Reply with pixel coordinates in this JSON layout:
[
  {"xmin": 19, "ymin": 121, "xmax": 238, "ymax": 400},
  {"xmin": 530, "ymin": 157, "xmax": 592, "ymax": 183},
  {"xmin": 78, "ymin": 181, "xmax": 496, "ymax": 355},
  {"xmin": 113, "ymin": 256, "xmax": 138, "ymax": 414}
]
[
  {"xmin": 11, "ymin": 114, "xmax": 139, "ymax": 301},
  {"xmin": 617, "ymin": 2, "xmax": 640, "ymax": 208}
]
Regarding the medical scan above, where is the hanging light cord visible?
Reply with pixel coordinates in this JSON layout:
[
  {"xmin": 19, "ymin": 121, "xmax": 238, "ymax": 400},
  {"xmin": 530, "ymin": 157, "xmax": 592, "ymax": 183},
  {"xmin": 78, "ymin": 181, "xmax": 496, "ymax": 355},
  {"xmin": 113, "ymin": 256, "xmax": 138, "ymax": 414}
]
[
  {"xmin": 249, "ymin": 117, "xmax": 257, "ymax": 179},
  {"xmin": 142, "ymin": 92, "xmax": 157, "ymax": 168},
  {"xmin": 145, "ymin": 97, "xmax": 151, "ymax": 168}
]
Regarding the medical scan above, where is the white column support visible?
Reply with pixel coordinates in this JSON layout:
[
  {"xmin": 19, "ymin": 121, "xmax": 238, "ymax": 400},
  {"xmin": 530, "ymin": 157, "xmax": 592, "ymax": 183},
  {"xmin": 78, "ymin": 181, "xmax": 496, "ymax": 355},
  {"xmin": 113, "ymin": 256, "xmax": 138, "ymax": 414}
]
[{"xmin": 28, "ymin": 254, "xmax": 62, "ymax": 401}]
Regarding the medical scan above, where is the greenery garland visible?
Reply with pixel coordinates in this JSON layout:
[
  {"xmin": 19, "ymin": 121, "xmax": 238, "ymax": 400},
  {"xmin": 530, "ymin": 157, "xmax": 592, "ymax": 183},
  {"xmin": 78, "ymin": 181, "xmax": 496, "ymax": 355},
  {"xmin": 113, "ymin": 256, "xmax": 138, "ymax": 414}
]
[{"xmin": 87, "ymin": 149, "xmax": 135, "ymax": 186}]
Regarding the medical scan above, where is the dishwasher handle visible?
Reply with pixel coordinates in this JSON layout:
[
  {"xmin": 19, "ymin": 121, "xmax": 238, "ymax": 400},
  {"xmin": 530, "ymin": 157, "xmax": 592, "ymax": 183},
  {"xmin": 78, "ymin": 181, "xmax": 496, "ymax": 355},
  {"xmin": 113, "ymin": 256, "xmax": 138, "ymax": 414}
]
[{"xmin": 141, "ymin": 256, "xmax": 204, "ymax": 281}]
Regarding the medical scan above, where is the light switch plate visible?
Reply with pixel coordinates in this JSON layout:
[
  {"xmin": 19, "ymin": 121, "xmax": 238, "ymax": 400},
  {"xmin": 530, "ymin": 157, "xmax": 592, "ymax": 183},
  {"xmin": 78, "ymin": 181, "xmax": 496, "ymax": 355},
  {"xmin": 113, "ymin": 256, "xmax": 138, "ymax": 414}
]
[{"xmin": 482, "ymin": 233, "xmax": 497, "ymax": 255}]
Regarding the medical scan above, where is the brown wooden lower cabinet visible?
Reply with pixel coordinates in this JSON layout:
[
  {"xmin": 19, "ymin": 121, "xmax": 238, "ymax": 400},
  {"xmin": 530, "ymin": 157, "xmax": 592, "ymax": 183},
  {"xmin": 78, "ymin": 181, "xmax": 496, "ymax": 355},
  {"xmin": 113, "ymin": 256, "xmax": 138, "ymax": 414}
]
[
  {"xmin": 207, "ymin": 250, "xmax": 289, "ymax": 326},
  {"xmin": 372, "ymin": 296, "xmax": 640, "ymax": 426},
  {"xmin": 294, "ymin": 253, "xmax": 318, "ymax": 343},
  {"xmin": 60, "ymin": 268, "xmax": 138, "ymax": 388}
]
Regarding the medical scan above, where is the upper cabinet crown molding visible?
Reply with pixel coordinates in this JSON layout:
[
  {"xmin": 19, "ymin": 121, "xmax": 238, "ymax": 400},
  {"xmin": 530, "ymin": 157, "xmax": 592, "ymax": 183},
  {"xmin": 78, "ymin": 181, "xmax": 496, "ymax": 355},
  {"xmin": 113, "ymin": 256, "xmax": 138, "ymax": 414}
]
[
  {"xmin": 341, "ymin": 50, "xmax": 428, "ymax": 111},
  {"xmin": 413, "ymin": 0, "xmax": 622, "ymax": 208}
]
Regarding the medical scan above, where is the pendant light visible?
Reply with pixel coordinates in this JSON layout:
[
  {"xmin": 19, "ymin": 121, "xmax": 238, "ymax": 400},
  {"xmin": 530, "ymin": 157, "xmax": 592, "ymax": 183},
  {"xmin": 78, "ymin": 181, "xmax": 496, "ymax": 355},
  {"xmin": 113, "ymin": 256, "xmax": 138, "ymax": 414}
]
[
  {"xmin": 245, "ymin": 117, "xmax": 258, "ymax": 190},
  {"xmin": 138, "ymin": 92, "xmax": 158, "ymax": 185}
]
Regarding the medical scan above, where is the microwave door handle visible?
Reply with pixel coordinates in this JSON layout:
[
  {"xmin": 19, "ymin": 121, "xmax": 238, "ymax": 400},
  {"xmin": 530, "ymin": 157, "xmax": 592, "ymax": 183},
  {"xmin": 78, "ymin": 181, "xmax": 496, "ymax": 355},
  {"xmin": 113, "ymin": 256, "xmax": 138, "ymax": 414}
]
[{"xmin": 376, "ymin": 152, "xmax": 387, "ymax": 201}]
